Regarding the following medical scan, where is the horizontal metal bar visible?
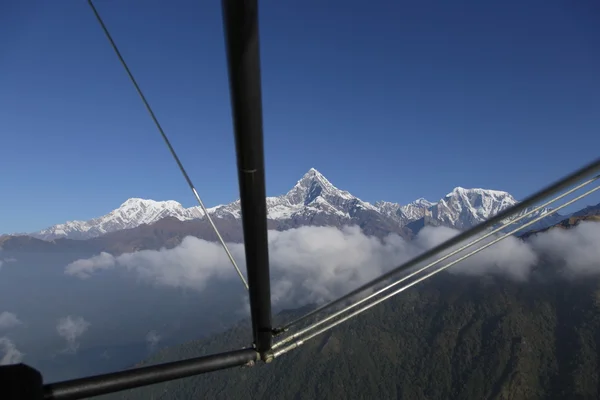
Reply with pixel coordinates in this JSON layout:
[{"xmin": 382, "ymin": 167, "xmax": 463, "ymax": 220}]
[
  {"xmin": 43, "ymin": 348, "xmax": 258, "ymax": 400},
  {"xmin": 276, "ymin": 157, "xmax": 600, "ymax": 332}
]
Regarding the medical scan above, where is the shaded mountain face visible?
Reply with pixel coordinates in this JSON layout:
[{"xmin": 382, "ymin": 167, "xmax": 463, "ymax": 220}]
[
  {"xmin": 97, "ymin": 266, "xmax": 600, "ymax": 400},
  {"xmin": 520, "ymin": 214, "xmax": 600, "ymax": 239},
  {"xmin": 572, "ymin": 203, "xmax": 600, "ymax": 218}
]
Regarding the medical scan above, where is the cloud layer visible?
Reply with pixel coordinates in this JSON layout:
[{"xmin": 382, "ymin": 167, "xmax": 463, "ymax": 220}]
[
  {"xmin": 64, "ymin": 222, "xmax": 600, "ymax": 308},
  {"xmin": 56, "ymin": 316, "xmax": 91, "ymax": 354}
]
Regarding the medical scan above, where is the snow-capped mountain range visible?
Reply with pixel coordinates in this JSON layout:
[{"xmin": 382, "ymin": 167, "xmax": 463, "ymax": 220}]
[{"xmin": 28, "ymin": 168, "xmax": 562, "ymax": 241}]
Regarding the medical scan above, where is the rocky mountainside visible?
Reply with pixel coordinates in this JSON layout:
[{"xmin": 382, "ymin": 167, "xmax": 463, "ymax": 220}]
[
  {"xmin": 375, "ymin": 198, "xmax": 437, "ymax": 226},
  {"xmin": 22, "ymin": 168, "xmax": 569, "ymax": 242},
  {"xmin": 572, "ymin": 203, "xmax": 600, "ymax": 218}
]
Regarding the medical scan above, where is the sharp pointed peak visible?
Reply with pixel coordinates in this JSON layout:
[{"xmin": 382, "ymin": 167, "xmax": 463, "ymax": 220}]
[
  {"xmin": 296, "ymin": 167, "xmax": 332, "ymax": 186},
  {"xmin": 303, "ymin": 167, "xmax": 325, "ymax": 178}
]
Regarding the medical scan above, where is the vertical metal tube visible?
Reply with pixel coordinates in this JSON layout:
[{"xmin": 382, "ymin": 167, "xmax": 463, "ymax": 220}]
[{"xmin": 221, "ymin": 0, "xmax": 273, "ymax": 357}]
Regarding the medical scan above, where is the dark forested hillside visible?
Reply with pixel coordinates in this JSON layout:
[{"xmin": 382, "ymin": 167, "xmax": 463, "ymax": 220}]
[{"xmin": 99, "ymin": 266, "xmax": 600, "ymax": 400}]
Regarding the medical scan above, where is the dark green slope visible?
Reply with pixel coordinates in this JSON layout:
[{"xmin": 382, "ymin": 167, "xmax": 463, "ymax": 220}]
[{"xmin": 99, "ymin": 269, "xmax": 600, "ymax": 400}]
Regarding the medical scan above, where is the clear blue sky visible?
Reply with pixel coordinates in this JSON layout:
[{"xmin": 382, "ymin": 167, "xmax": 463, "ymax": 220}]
[{"xmin": 1, "ymin": 0, "xmax": 599, "ymax": 233}]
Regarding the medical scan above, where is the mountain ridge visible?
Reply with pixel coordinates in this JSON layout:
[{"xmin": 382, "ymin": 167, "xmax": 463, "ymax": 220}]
[{"xmin": 11, "ymin": 168, "xmax": 570, "ymax": 241}]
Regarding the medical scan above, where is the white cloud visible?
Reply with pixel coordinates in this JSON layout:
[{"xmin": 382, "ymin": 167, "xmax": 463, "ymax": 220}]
[
  {"xmin": 65, "ymin": 226, "xmax": 414, "ymax": 306},
  {"xmin": 63, "ymin": 222, "xmax": 600, "ymax": 308},
  {"xmin": 268, "ymin": 226, "xmax": 415, "ymax": 306},
  {"xmin": 529, "ymin": 221, "xmax": 600, "ymax": 278},
  {"xmin": 56, "ymin": 316, "xmax": 91, "ymax": 354},
  {"xmin": 0, "ymin": 312, "xmax": 22, "ymax": 330},
  {"xmin": 65, "ymin": 252, "xmax": 116, "ymax": 279},
  {"xmin": 421, "ymin": 226, "xmax": 540, "ymax": 282},
  {"xmin": 0, "ymin": 337, "xmax": 23, "ymax": 365},
  {"xmin": 146, "ymin": 330, "xmax": 161, "ymax": 351},
  {"xmin": 65, "ymin": 237, "xmax": 244, "ymax": 290}
]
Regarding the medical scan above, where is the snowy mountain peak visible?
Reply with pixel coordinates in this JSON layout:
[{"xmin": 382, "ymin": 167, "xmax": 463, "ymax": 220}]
[
  {"xmin": 431, "ymin": 187, "xmax": 519, "ymax": 230},
  {"xmin": 26, "ymin": 168, "xmax": 566, "ymax": 241},
  {"xmin": 296, "ymin": 168, "xmax": 337, "ymax": 190},
  {"xmin": 33, "ymin": 198, "xmax": 204, "ymax": 241},
  {"xmin": 285, "ymin": 168, "xmax": 355, "ymax": 205}
]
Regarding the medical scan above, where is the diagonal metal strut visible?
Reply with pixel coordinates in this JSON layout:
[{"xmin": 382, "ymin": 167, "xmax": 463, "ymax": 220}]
[{"xmin": 87, "ymin": 0, "xmax": 249, "ymax": 290}]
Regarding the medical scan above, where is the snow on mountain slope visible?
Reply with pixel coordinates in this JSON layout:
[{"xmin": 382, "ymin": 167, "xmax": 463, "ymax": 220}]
[
  {"xmin": 30, "ymin": 169, "xmax": 381, "ymax": 240},
  {"xmin": 409, "ymin": 186, "xmax": 563, "ymax": 233},
  {"xmin": 28, "ymin": 168, "xmax": 567, "ymax": 241},
  {"xmin": 210, "ymin": 168, "xmax": 379, "ymax": 221},
  {"xmin": 33, "ymin": 198, "xmax": 204, "ymax": 240},
  {"xmin": 430, "ymin": 187, "xmax": 518, "ymax": 230},
  {"xmin": 375, "ymin": 198, "xmax": 437, "ymax": 226}
]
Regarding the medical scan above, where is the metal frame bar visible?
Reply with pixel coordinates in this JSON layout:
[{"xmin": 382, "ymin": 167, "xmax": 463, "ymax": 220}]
[
  {"xmin": 42, "ymin": 349, "xmax": 258, "ymax": 400},
  {"xmin": 87, "ymin": 0, "xmax": 249, "ymax": 291},
  {"xmin": 221, "ymin": 0, "xmax": 273, "ymax": 358}
]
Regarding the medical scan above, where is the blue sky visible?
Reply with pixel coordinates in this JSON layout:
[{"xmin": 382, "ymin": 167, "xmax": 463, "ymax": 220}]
[{"xmin": 1, "ymin": 0, "xmax": 599, "ymax": 233}]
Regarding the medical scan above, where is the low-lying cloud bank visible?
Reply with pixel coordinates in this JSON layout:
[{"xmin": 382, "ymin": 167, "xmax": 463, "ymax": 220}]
[{"xmin": 64, "ymin": 223, "xmax": 600, "ymax": 307}]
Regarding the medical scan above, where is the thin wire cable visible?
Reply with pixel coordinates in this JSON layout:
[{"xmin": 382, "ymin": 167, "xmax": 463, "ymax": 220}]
[
  {"xmin": 271, "ymin": 175, "xmax": 599, "ymax": 349},
  {"xmin": 272, "ymin": 184, "xmax": 600, "ymax": 358},
  {"xmin": 277, "ymin": 158, "xmax": 600, "ymax": 332},
  {"xmin": 87, "ymin": 0, "xmax": 248, "ymax": 290}
]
